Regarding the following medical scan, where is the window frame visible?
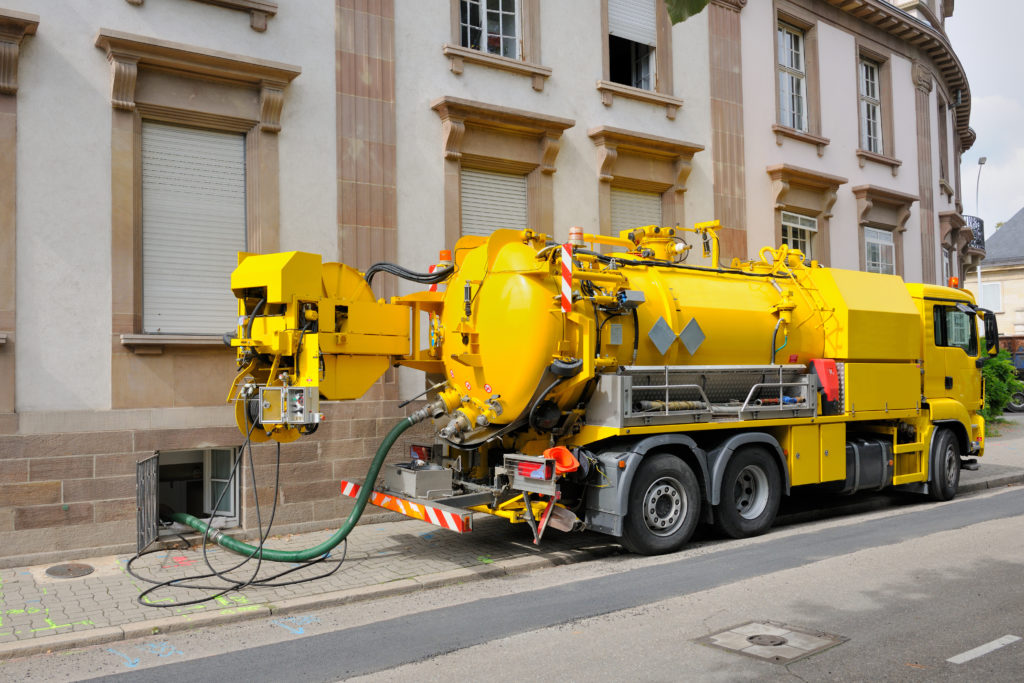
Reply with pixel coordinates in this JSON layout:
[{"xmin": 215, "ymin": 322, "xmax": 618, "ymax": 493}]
[
  {"xmin": 444, "ymin": 0, "xmax": 550, "ymax": 90},
  {"xmin": 597, "ymin": 0, "xmax": 681, "ymax": 119},
  {"xmin": 780, "ymin": 210, "xmax": 817, "ymax": 260},
  {"xmin": 204, "ymin": 448, "xmax": 240, "ymax": 521},
  {"xmin": 863, "ymin": 225, "xmax": 896, "ymax": 275},
  {"xmin": 854, "ymin": 43, "xmax": 898, "ymax": 171},
  {"xmin": 777, "ymin": 22, "xmax": 808, "ymax": 133},
  {"xmin": 859, "ymin": 58, "xmax": 883, "ymax": 154},
  {"xmin": 459, "ymin": 0, "xmax": 522, "ymax": 60}
]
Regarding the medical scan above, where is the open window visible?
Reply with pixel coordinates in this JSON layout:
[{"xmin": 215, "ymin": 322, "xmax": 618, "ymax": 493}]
[{"xmin": 157, "ymin": 448, "xmax": 240, "ymax": 534}]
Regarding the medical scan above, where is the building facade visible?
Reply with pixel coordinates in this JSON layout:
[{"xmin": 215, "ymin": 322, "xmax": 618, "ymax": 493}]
[{"xmin": 0, "ymin": 0, "xmax": 978, "ymax": 566}]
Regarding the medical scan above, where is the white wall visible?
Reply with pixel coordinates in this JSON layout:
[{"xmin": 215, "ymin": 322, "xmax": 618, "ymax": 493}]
[{"xmin": 8, "ymin": 0, "xmax": 336, "ymax": 411}]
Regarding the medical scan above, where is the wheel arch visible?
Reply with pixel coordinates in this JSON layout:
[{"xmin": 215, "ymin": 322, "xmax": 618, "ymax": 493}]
[
  {"xmin": 707, "ymin": 432, "xmax": 790, "ymax": 506},
  {"xmin": 931, "ymin": 419, "xmax": 969, "ymax": 463}
]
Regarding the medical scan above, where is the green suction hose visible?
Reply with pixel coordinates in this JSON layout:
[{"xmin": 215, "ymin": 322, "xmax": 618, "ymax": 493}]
[{"xmin": 169, "ymin": 407, "xmax": 430, "ymax": 562}]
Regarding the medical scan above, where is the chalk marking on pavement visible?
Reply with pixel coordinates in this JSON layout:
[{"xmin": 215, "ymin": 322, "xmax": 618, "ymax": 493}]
[{"xmin": 947, "ymin": 635, "xmax": 1021, "ymax": 664}]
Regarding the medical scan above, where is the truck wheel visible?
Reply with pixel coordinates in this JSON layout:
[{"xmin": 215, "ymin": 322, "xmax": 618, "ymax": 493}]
[
  {"xmin": 621, "ymin": 454, "xmax": 700, "ymax": 555},
  {"xmin": 1008, "ymin": 391, "xmax": 1024, "ymax": 412},
  {"xmin": 713, "ymin": 447, "xmax": 782, "ymax": 539},
  {"xmin": 929, "ymin": 428, "xmax": 960, "ymax": 501}
]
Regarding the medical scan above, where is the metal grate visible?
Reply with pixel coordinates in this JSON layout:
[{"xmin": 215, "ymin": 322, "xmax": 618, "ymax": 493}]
[{"xmin": 136, "ymin": 452, "xmax": 159, "ymax": 553}]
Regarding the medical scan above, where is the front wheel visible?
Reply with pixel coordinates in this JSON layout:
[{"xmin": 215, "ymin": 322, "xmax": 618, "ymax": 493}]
[
  {"xmin": 713, "ymin": 447, "xmax": 782, "ymax": 539},
  {"xmin": 928, "ymin": 428, "xmax": 961, "ymax": 501},
  {"xmin": 620, "ymin": 454, "xmax": 701, "ymax": 555}
]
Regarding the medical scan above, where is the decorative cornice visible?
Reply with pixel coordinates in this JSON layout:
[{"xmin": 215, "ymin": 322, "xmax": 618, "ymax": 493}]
[
  {"xmin": 595, "ymin": 80, "xmax": 684, "ymax": 120},
  {"xmin": 442, "ymin": 44, "xmax": 551, "ymax": 92},
  {"xmin": 588, "ymin": 126, "xmax": 704, "ymax": 189},
  {"xmin": 852, "ymin": 184, "xmax": 918, "ymax": 232},
  {"xmin": 767, "ymin": 164, "xmax": 848, "ymax": 219},
  {"xmin": 912, "ymin": 62, "xmax": 933, "ymax": 94},
  {"xmin": 95, "ymin": 29, "xmax": 300, "ymax": 111},
  {"xmin": 126, "ymin": 0, "xmax": 277, "ymax": 32},
  {"xmin": 259, "ymin": 83, "xmax": 285, "ymax": 132},
  {"xmin": 0, "ymin": 9, "xmax": 39, "ymax": 96},
  {"xmin": 710, "ymin": 0, "xmax": 747, "ymax": 11}
]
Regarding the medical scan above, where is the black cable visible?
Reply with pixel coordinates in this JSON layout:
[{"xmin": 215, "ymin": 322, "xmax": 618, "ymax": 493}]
[
  {"xmin": 129, "ymin": 410, "xmax": 347, "ymax": 607},
  {"xmin": 364, "ymin": 262, "xmax": 455, "ymax": 286},
  {"xmin": 574, "ymin": 248, "xmax": 781, "ymax": 279},
  {"xmin": 245, "ymin": 297, "xmax": 267, "ymax": 340}
]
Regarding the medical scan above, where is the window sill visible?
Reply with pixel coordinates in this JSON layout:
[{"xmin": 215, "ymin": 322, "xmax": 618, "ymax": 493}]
[
  {"xmin": 121, "ymin": 333, "xmax": 229, "ymax": 355},
  {"xmin": 596, "ymin": 80, "xmax": 683, "ymax": 120},
  {"xmin": 772, "ymin": 125, "xmax": 830, "ymax": 157},
  {"xmin": 442, "ymin": 44, "xmax": 551, "ymax": 92},
  {"xmin": 856, "ymin": 149, "xmax": 902, "ymax": 176},
  {"xmin": 0, "ymin": 332, "xmax": 7, "ymax": 345},
  {"xmin": 939, "ymin": 178, "xmax": 955, "ymax": 200}
]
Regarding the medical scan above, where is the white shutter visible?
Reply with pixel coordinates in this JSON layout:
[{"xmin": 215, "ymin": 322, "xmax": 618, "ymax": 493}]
[
  {"xmin": 609, "ymin": 0, "xmax": 657, "ymax": 46},
  {"xmin": 142, "ymin": 122, "xmax": 246, "ymax": 334},
  {"xmin": 460, "ymin": 169, "xmax": 528, "ymax": 237},
  {"xmin": 611, "ymin": 188, "xmax": 662, "ymax": 234}
]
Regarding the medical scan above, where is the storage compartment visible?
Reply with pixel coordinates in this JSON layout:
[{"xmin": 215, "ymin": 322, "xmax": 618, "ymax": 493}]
[{"xmin": 382, "ymin": 462, "xmax": 454, "ymax": 499}]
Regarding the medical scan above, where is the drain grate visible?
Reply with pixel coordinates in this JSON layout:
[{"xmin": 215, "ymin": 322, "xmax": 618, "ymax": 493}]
[
  {"xmin": 45, "ymin": 562, "xmax": 95, "ymax": 579},
  {"xmin": 698, "ymin": 621, "xmax": 846, "ymax": 664}
]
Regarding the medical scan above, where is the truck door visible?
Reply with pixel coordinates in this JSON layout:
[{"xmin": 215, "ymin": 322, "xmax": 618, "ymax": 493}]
[{"xmin": 931, "ymin": 304, "xmax": 981, "ymax": 409}]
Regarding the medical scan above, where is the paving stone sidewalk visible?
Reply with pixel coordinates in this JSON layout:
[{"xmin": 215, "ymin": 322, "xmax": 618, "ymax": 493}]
[{"xmin": 0, "ymin": 423, "xmax": 1021, "ymax": 662}]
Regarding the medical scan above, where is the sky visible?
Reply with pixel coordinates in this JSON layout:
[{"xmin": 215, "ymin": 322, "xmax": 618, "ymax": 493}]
[{"xmin": 946, "ymin": 0, "xmax": 1024, "ymax": 234}]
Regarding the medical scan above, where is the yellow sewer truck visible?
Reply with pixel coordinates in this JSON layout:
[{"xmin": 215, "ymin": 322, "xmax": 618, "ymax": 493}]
[{"xmin": 217, "ymin": 223, "xmax": 997, "ymax": 555}]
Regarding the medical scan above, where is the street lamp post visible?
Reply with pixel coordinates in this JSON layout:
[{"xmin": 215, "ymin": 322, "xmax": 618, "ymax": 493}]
[{"xmin": 976, "ymin": 156, "xmax": 987, "ymax": 295}]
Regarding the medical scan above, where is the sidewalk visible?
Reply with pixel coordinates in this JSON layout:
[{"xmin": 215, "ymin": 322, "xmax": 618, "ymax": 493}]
[{"xmin": 1, "ymin": 417, "xmax": 1021, "ymax": 661}]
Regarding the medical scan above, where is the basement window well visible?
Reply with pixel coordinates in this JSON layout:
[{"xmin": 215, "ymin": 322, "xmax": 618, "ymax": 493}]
[{"xmin": 157, "ymin": 448, "xmax": 240, "ymax": 534}]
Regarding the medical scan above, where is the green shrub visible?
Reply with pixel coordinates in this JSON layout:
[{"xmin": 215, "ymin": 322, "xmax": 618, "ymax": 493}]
[{"xmin": 981, "ymin": 350, "xmax": 1024, "ymax": 420}]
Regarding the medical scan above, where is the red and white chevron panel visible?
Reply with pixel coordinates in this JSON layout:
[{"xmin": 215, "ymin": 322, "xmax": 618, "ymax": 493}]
[
  {"xmin": 560, "ymin": 244, "xmax": 573, "ymax": 314},
  {"xmin": 339, "ymin": 480, "xmax": 472, "ymax": 533}
]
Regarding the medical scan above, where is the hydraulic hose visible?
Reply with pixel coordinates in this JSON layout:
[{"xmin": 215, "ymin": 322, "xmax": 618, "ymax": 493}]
[{"xmin": 169, "ymin": 408, "xmax": 429, "ymax": 562}]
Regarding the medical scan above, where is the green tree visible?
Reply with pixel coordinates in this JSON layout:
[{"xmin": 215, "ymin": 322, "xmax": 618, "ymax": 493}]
[
  {"xmin": 981, "ymin": 349, "xmax": 1024, "ymax": 420},
  {"xmin": 664, "ymin": 0, "xmax": 711, "ymax": 23}
]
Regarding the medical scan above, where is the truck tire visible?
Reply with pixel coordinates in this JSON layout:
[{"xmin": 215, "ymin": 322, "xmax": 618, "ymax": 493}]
[
  {"xmin": 1008, "ymin": 391, "xmax": 1024, "ymax": 413},
  {"xmin": 620, "ymin": 454, "xmax": 701, "ymax": 555},
  {"xmin": 929, "ymin": 428, "xmax": 960, "ymax": 501},
  {"xmin": 713, "ymin": 447, "xmax": 782, "ymax": 539}
]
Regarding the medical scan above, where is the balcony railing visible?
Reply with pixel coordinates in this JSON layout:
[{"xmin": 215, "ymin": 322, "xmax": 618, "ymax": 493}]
[{"xmin": 964, "ymin": 215, "xmax": 985, "ymax": 252}]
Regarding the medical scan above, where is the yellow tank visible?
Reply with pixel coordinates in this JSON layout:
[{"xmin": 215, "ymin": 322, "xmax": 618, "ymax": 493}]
[{"xmin": 435, "ymin": 228, "xmax": 921, "ymax": 434}]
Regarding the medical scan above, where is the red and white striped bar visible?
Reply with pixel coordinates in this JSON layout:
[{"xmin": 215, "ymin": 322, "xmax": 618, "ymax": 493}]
[
  {"xmin": 560, "ymin": 244, "xmax": 573, "ymax": 314},
  {"xmin": 339, "ymin": 480, "xmax": 473, "ymax": 533}
]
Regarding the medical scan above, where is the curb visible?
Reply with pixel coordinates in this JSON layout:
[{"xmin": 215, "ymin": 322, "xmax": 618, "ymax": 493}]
[{"xmin": 0, "ymin": 545, "xmax": 618, "ymax": 662}]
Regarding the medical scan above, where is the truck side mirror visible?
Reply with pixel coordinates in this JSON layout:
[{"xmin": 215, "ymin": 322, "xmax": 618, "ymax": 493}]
[{"xmin": 982, "ymin": 310, "xmax": 999, "ymax": 356}]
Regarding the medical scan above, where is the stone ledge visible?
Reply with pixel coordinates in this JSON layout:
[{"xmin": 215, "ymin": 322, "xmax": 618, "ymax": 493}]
[
  {"xmin": 772, "ymin": 124, "xmax": 830, "ymax": 157},
  {"xmin": 596, "ymin": 80, "xmax": 683, "ymax": 120},
  {"xmin": 442, "ymin": 44, "xmax": 551, "ymax": 92}
]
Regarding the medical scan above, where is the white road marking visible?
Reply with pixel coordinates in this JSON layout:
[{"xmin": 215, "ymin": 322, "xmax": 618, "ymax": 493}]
[{"xmin": 947, "ymin": 635, "xmax": 1021, "ymax": 664}]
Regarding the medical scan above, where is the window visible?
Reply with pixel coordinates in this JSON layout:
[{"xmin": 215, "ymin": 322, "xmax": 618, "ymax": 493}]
[
  {"xmin": 781, "ymin": 211, "xmax": 817, "ymax": 259},
  {"xmin": 864, "ymin": 227, "xmax": 895, "ymax": 275},
  {"xmin": 937, "ymin": 97, "xmax": 949, "ymax": 182},
  {"xmin": 142, "ymin": 122, "xmax": 247, "ymax": 334},
  {"xmin": 608, "ymin": 0, "xmax": 657, "ymax": 90},
  {"xmin": 777, "ymin": 23, "xmax": 807, "ymax": 132},
  {"xmin": 942, "ymin": 246, "xmax": 951, "ymax": 283},
  {"xmin": 460, "ymin": 169, "xmax": 528, "ymax": 237},
  {"xmin": 460, "ymin": 0, "xmax": 519, "ymax": 59},
  {"xmin": 981, "ymin": 282, "xmax": 1003, "ymax": 312},
  {"xmin": 859, "ymin": 59, "xmax": 883, "ymax": 154},
  {"xmin": 933, "ymin": 306, "xmax": 978, "ymax": 356},
  {"xmin": 611, "ymin": 188, "xmax": 662, "ymax": 234},
  {"xmin": 158, "ymin": 448, "xmax": 240, "ymax": 531}
]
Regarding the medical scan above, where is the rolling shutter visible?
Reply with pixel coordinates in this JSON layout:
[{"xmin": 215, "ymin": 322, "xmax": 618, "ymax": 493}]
[
  {"xmin": 460, "ymin": 169, "xmax": 528, "ymax": 237},
  {"xmin": 142, "ymin": 122, "xmax": 246, "ymax": 334},
  {"xmin": 608, "ymin": 0, "xmax": 657, "ymax": 46},
  {"xmin": 611, "ymin": 188, "xmax": 662, "ymax": 234}
]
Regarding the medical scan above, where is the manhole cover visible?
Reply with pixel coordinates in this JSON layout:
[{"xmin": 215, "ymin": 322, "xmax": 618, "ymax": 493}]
[
  {"xmin": 748, "ymin": 634, "xmax": 788, "ymax": 647},
  {"xmin": 45, "ymin": 562, "xmax": 94, "ymax": 579},
  {"xmin": 698, "ymin": 621, "xmax": 847, "ymax": 664}
]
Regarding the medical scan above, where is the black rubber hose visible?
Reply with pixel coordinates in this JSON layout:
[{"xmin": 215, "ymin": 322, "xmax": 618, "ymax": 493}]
[
  {"xmin": 245, "ymin": 297, "xmax": 267, "ymax": 340},
  {"xmin": 364, "ymin": 263, "xmax": 455, "ymax": 286}
]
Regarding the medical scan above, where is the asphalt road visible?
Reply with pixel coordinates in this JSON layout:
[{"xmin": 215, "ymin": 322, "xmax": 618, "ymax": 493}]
[{"xmin": 6, "ymin": 485, "xmax": 1022, "ymax": 682}]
